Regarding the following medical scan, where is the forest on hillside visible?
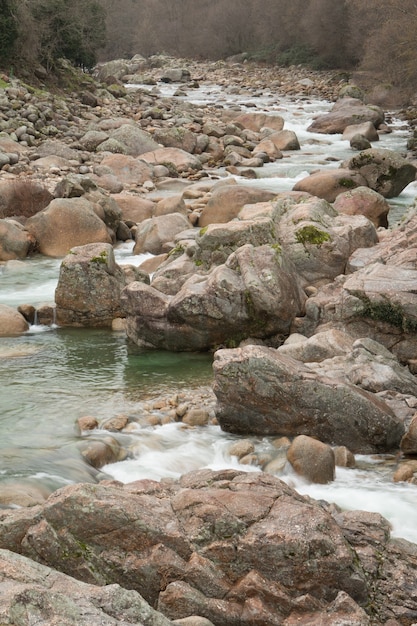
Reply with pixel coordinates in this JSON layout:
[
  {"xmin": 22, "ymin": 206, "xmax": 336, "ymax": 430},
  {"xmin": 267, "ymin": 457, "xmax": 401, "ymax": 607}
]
[{"xmin": 1, "ymin": 0, "xmax": 417, "ymax": 97}]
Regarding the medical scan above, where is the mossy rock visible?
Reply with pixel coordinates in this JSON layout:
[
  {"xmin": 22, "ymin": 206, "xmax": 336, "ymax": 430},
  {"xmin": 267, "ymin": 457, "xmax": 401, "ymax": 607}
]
[{"xmin": 295, "ymin": 225, "xmax": 331, "ymax": 246}]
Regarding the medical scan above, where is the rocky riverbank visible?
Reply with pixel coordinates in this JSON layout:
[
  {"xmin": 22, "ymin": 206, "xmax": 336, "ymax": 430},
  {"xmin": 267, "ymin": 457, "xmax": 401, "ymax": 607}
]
[{"xmin": 1, "ymin": 55, "xmax": 417, "ymax": 624}]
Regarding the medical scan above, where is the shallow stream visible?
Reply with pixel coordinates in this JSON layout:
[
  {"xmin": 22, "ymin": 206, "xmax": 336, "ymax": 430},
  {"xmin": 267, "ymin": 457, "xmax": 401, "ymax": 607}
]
[{"xmin": 1, "ymin": 80, "xmax": 417, "ymax": 543}]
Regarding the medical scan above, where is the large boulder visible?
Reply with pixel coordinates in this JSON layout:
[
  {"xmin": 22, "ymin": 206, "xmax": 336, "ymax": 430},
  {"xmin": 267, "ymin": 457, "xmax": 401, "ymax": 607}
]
[
  {"xmin": 0, "ymin": 469, "xmax": 416, "ymax": 625},
  {"xmin": 234, "ymin": 112, "xmax": 285, "ymax": 132},
  {"xmin": 292, "ymin": 168, "xmax": 367, "ymax": 202},
  {"xmin": 108, "ymin": 123, "xmax": 160, "ymax": 156},
  {"xmin": 198, "ymin": 184, "xmax": 277, "ymax": 227},
  {"xmin": 342, "ymin": 121, "xmax": 380, "ymax": 142},
  {"xmin": 97, "ymin": 153, "xmax": 154, "ymax": 186},
  {"xmin": 192, "ymin": 217, "xmax": 277, "ymax": 269},
  {"xmin": 0, "ymin": 219, "xmax": 35, "ymax": 261},
  {"xmin": 307, "ymin": 97, "xmax": 384, "ymax": 134},
  {"xmin": 213, "ymin": 344, "xmax": 404, "ymax": 453},
  {"xmin": 139, "ymin": 147, "xmax": 203, "ymax": 173},
  {"xmin": 34, "ymin": 139, "xmax": 82, "ymax": 162},
  {"xmin": 342, "ymin": 148, "xmax": 417, "ymax": 198},
  {"xmin": 112, "ymin": 193, "xmax": 155, "ymax": 223},
  {"xmin": 55, "ymin": 243, "xmax": 127, "ymax": 327},
  {"xmin": 25, "ymin": 197, "xmax": 112, "ymax": 257},
  {"xmin": 0, "ymin": 549, "xmax": 174, "ymax": 626},
  {"xmin": 287, "ymin": 435, "xmax": 335, "ymax": 484},
  {"xmin": 0, "ymin": 304, "xmax": 29, "ymax": 336},
  {"xmin": 273, "ymin": 195, "xmax": 378, "ymax": 286},
  {"xmin": 267, "ymin": 129, "xmax": 300, "ymax": 151},
  {"xmin": 133, "ymin": 212, "xmax": 191, "ymax": 255},
  {"xmin": 0, "ymin": 179, "xmax": 53, "ymax": 219},
  {"xmin": 153, "ymin": 127, "xmax": 198, "ymax": 153},
  {"xmin": 160, "ymin": 67, "xmax": 191, "ymax": 82},
  {"xmin": 298, "ymin": 258, "xmax": 417, "ymax": 366},
  {"xmin": 333, "ymin": 186, "xmax": 390, "ymax": 228},
  {"xmin": 122, "ymin": 244, "xmax": 306, "ymax": 351}
]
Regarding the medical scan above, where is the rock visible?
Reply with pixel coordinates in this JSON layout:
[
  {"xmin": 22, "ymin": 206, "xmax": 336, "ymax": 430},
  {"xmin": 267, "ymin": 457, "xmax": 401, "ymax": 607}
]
[
  {"xmin": 182, "ymin": 409, "xmax": 210, "ymax": 426},
  {"xmin": 139, "ymin": 147, "xmax": 203, "ymax": 173},
  {"xmin": 155, "ymin": 194, "xmax": 188, "ymax": 217},
  {"xmin": 343, "ymin": 121, "xmax": 380, "ymax": 142},
  {"xmin": 193, "ymin": 217, "xmax": 277, "ymax": 269},
  {"xmin": 151, "ymin": 253, "xmax": 197, "ymax": 295},
  {"xmin": 333, "ymin": 186, "xmax": 390, "ymax": 228},
  {"xmin": 133, "ymin": 212, "xmax": 191, "ymax": 255},
  {"xmin": 343, "ymin": 337, "xmax": 417, "ymax": 396},
  {"xmin": 0, "ymin": 480, "xmax": 51, "ymax": 507},
  {"xmin": 113, "ymin": 193, "xmax": 155, "ymax": 223},
  {"xmin": 267, "ymin": 129, "xmax": 300, "ymax": 151},
  {"xmin": 78, "ymin": 435, "xmax": 127, "ymax": 469},
  {"xmin": 293, "ymin": 168, "xmax": 368, "ymax": 202},
  {"xmin": 31, "ymin": 154, "xmax": 74, "ymax": 172},
  {"xmin": 0, "ymin": 303, "xmax": 29, "ymax": 335},
  {"xmin": 25, "ymin": 197, "xmax": 112, "ymax": 257},
  {"xmin": 350, "ymin": 134, "xmax": 372, "ymax": 151},
  {"xmin": 161, "ymin": 68, "xmax": 191, "ymax": 83},
  {"xmin": 0, "ymin": 548, "xmax": 174, "ymax": 626},
  {"xmin": 77, "ymin": 416, "xmax": 99, "ymax": 432},
  {"xmin": 34, "ymin": 138, "xmax": 82, "ymax": 161},
  {"xmin": 0, "ymin": 179, "xmax": 53, "ymax": 219},
  {"xmin": 53, "ymin": 175, "xmax": 94, "ymax": 200},
  {"xmin": 122, "ymin": 243, "xmax": 306, "ymax": 351},
  {"xmin": 94, "ymin": 58, "xmax": 132, "ymax": 81},
  {"xmin": 172, "ymin": 617, "xmax": 215, "ymax": 626},
  {"xmin": 97, "ymin": 153, "xmax": 154, "ymax": 186},
  {"xmin": 234, "ymin": 112, "xmax": 284, "ymax": 132},
  {"xmin": 277, "ymin": 329, "xmax": 354, "ymax": 363},
  {"xmin": 307, "ymin": 97, "xmax": 384, "ymax": 134},
  {"xmin": 198, "ymin": 184, "xmax": 277, "ymax": 227},
  {"xmin": 299, "ymin": 264, "xmax": 417, "ymax": 366},
  {"xmin": 108, "ymin": 123, "xmax": 160, "ymax": 156},
  {"xmin": 101, "ymin": 414, "xmax": 129, "ymax": 432},
  {"xmin": 333, "ymin": 446, "xmax": 356, "ymax": 468},
  {"xmin": 0, "ymin": 219, "xmax": 34, "ymax": 261},
  {"xmin": 274, "ymin": 194, "xmax": 378, "ymax": 286},
  {"xmin": 55, "ymin": 243, "xmax": 126, "ymax": 326},
  {"xmin": 348, "ymin": 211, "xmax": 417, "ymax": 271},
  {"xmin": 400, "ymin": 413, "xmax": 417, "ymax": 455},
  {"xmin": 36, "ymin": 302, "xmax": 56, "ymax": 326},
  {"xmin": 287, "ymin": 435, "xmax": 336, "ymax": 484},
  {"xmin": 228, "ymin": 440, "xmax": 255, "ymax": 459},
  {"xmin": 213, "ymin": 344, "xmax": 404, "ymax": 453},
  {"xmin": 342, "ymin": 148, "xmax": 417, "ymax": 198},
  {"xmin": 154, "ymin": 127, "xmax": 198, "ymax": 153},
  {"xmin": 252, "ymin": 138, "xmax": 283, "ymax": 160},
  {"xmin": 79, "ymin": 129, "xmax": 109, "ymax": 151},
  {"xmin": 0, "ymin": 469, "xmax": 416, "ymax": 624},
  {"xmin": 393, "ymin": 460, "xmax": 417, "ymax": 482}
]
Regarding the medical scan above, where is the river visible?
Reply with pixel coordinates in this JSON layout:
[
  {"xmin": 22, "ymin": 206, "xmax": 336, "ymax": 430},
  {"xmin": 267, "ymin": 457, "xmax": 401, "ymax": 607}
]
[{"xmin": 1, "ymin": 79, "xmax": 417, "ymax": 544}]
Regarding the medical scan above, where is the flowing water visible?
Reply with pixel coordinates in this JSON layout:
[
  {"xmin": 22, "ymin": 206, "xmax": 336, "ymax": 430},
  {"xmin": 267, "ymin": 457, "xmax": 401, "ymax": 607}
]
[{"xmin": 1, "ymin": 81, "xmax": 417, "ymax": 542}]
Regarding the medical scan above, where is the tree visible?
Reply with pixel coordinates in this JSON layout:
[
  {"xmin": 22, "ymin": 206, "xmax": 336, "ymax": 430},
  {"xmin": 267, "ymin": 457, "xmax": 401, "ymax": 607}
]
[
  {"xmin": 31, "ymin": 0, "xmax": 106, "ymax": 70},
  {"xmin": 347, "ymin": 0, "xmax": 417, "ymax": 92},
  {"xmin": 0, "ymin": 0, "xmax": 18, "ymax": 64}
]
